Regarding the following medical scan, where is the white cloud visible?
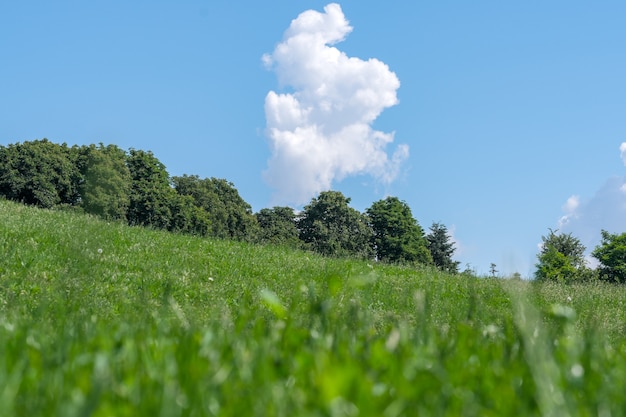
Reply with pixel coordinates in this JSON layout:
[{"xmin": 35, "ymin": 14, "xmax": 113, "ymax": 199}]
[
  {"xmin": 562, "ymin": 195, "xmax": 580, "ymax": 213},
  {"xmin": 557, "ymin": 144, "xmax": 626, "ymax": 255},
  {"xmin": 262, "ymin": 3, "xmax": 408, "ymax": 205},
  {"xmin": 557, "ymin": 194, "xmax": 580, "ymax": 228},
  {"xmin": 557, "ymin": 181, "xmax": 619, "ymax": 266},
  {"xmin": 620, "ymin": 142, "xmax": 626, "ymax": 165},
  {"xmin": 560, "ymin": 176, "xmax": 626, "ymax": 242},
  {"xmin": 445, "ymin": 224, "xmax": 463, "ymax": 256}
]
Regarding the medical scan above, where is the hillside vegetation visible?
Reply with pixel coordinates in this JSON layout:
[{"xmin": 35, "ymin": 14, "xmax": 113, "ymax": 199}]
[
  {"xmin": 1, "ymin": 199, "xmax": 626, "ymax": 416},
  {"xmin": 6, "ymin": 138, "xmax": 626, "ymax": 283}
]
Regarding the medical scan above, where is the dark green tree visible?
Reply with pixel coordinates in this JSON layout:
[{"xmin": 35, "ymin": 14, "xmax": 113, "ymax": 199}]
[
  {"xmin": 366, "ymin": 197, "xmax": 431, "ymax": 265},
  {"xmin": 167, "ymin": 193, "xmax": 212, "ymax": 237},
  {"xmin": 426, "ymin": 222, "xmax": 460, "ymax": 273},
  {"xmin": 78, "ymin": 144, "xmax": 131, "ymax": 221},
  {"xmin": 592, "ymin": 230, "xmax": 626, "ymax": 283},
  {"xmin": 126, "ymin": 149, "xmax": 174, "ymax": 229},
  {"xmin": 0, "ymin": 139, "xmax": 81, "ymax": 208},
  {"xmin": 298, "ymin": 191, "xmax": 374, "ymax": 259},
  {"xmin": 535, "ymin": 229, "xmax": 590, "ymax": 283},
  {"xmin": 172, "ymin": 175, "xmax": 258, "ymax": 241},
  {"xmin": 255, "ymin": 206, "xmax": 300, "ymax": 247}
]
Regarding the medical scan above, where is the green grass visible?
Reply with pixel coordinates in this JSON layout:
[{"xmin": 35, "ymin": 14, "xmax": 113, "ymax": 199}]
[{"xmin": 1, "ymin": 199, "xmax": 626, "ymax": 416}]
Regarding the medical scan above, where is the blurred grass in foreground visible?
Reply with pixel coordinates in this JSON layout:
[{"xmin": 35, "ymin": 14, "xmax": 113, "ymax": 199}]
[{"xmin": 1, "ymin": 199, "xmax": 625, "ymax": 416}]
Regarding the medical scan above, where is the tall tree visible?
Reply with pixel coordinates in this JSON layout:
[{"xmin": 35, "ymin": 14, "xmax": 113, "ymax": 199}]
[
  {"xmin": 172, "ymin": 175, "xmax": 258, "ymax": 241},
  {"xmin": 592, "ymin": 230, "xmax": 626, "ymax": 283},
  {"xmin": 255, "ymin": 206, "xmax": 300, "ymax": 247},
  {"xmin": 78, "ymin": 144, "xmax": 131, "ymax": 221},
  {"xmin": 535, "ymin": 229, "xmax": 589, "ymax": 283},
  {"xmin": 366, "ymin": 197, "xmax": 431, "ymax": 265},
  {"xmin": 167, "ymin": 193, "xmax": 212, "ymax": 237},
  {"xmin": 126, "ymin": 149, "xmax": 173, "ymax": 229},
  {"xmin": 298, "ymin": 191, "xmax": 374, "ymax": 259},
  {"xmin": 0, "ymin": 139, "xmax": 81, "ymax": 208},
  {"xmin": 209, "ymin": 177, "xmax": 258, "ymax": 241},
  {"xmin": 426, "ymin": 222, "xmax": 460, "ymax": 273}
]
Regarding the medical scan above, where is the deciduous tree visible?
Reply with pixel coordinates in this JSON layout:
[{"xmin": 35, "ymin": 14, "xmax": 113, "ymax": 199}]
[
  {"xmin": 535, "ymin": 229, "xmax": 590, "ymax": 283},
  {"xmin": 366, "ymin": 197, "xmax": 431, "ymax": 265},
  {"xmin": 126, "ymin": 149, "xmax": 173, "ymax": 229},
  {"xmin": 167, "ymin": 193, "xmax": 212, "ymax": 236},
  {"xmin": 255, "ymin": 206, "xmax": 300, "ymax": 247},
  {"xmin": 592, "ymin": 230, "xmax": 626, "ymax": 283},
  {"xmin": 172, "ymin": 175, "xmax": 258, "ymax": 241},
  {"xmin": 78, "ymin": 144, "xmax": 131, "ymax": 221},
  {"xmin": 0, "ymin": 139, "xmax": 81, "ymax": 208},
  {"xmin": 299, "ymin": 191, "xmax": 373, "ymax": 259}
]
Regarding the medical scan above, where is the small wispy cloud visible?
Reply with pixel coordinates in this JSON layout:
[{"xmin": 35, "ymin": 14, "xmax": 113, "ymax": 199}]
[
  {"xmin": 557, "ymin": 194, "xmax": 580, "ymax": 228},
  {"xmin": 620, "ymin": 142, "xmax": 626, "ymax": 165},
  {"xmin": 262, "ymin": 3, "xmax": 408, "ymax": 205},
  {"xmin": 562, "ymin": 195, "xmax": 580, "ymax": 213}
]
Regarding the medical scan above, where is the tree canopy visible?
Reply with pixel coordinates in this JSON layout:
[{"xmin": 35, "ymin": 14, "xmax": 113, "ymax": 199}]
[
  {"xmin": 366, "ymin": 197, "xmax": 431, "ymax": 265},
  {"xmin": 126, "ymin": 149, "xmax": 175, "ymax": 229},
  {"xmin": 78, "ymin": 144, "xmax": 131, "ymax": 221},
  {"xmin": 0, "ymin": 139, "xmax": 81, "ymax": 208},
  {"xmin": 255, "ymin": 206, "xmax": 300, "ymax": 247},
  {"xmin": 535, "ymin": 229, "xmax": 590, "ymax": 283},
  {"xmin": 298, "ymin": 191, "xmax": 374, "ymax": 259},
  {"xmin": 172, "ymin": 175, "xmax": 258, "ymax": 241},
  {"xmin": 592, "ymin": 230, "xmax": 626, "ymax": 283}
]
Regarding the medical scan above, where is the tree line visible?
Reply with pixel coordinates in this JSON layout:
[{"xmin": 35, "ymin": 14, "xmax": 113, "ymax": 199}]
[
  {"xmin": 0, "ymin": 139, "xmax": 459, "ymax": 272},
  {"xmin": 535, "ymin": 228, "xmax": 626, "ymax": 284}
]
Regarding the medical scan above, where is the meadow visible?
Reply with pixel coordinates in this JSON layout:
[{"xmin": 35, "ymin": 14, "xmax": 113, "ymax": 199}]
[{"xmin": 1, "ymin": 199, "xmax": 625, "ymax": 416}]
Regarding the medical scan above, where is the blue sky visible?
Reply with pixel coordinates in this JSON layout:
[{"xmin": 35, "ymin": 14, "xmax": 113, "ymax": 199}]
[{"xmin": 2, "ymin": 1, "xmax": 626, "ymax": 276}]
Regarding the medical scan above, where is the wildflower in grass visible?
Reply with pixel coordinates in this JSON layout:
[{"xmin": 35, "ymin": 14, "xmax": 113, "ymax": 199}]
[
  {"xmin": 97, "ymin": 248, "xmax": 103, "ymax": 254},
  {"xmin": 482, "ymin": 324, "xmax": 499, "ymax": 338},
  {"xmin": 571, "ymin": 364, "xmax": 584, "ymax": 378},
  {"xmin": 385, "ymin": 328, "xmax": 401, "ymax": 351},
  {"xmin": 567, "ymin": 296, "xmax": 572, "ymax": 302},
  {"xmin": 208, "ymin": 277, "xmax": 214, "ymax": 282}
]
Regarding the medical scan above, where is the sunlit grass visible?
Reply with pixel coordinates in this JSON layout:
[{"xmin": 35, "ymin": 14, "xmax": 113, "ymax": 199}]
[{"xmin": 1, "ymin": 199, "xmax": 626, "ymax": 416}]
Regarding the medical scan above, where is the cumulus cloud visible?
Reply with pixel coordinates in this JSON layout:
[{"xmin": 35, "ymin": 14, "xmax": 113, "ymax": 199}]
[
  {"xmin": 558, "ymin": 143, "xmax": 626, "ymax": 255},
  {"xmin": 262, "ymin": 3, "xmax": 408, "ymax": 205}
]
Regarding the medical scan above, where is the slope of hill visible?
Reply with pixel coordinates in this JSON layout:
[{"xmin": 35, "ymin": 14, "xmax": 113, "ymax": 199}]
[{"xmin": 1, "ymin": 199, "xmax": 625, "ymax": 416}]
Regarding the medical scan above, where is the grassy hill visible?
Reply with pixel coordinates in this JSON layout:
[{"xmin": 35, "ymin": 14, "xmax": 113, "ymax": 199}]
[{"xmin": 1, "ymin": 199, "xmax": 625, "ymax": 416}]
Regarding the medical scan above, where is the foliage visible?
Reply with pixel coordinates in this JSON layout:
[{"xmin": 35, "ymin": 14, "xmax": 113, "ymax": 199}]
[
  {"xmin": 172, "ymin": 175, "xmax": 258, "ymax": 241},
  {"xmin": 255, "ymin": 206, "xmax": 300, "ymax": 247},
  {"xmin": 298, "ymin": 190, "xmax": 374, "ymax": 259},
  {"xmin": 0, "ymin": 139, "xmax": 262, "ymax": 240},
  {"xmin": 77, "ymin": 143, "xmax": 131, "ymax": 221},
  {"xmin": 0, "ymin": 139, "xmax": 81, "ymax": 208},
  {"xmin": 426, "ymin": 222, "xmax": 460, "ymax": 272},
  {"xmin": 126, "ymin": 149, "xmax": 175, "ymax": 229},
  {"xmin": 366, "ymin": 196, "xmax": 431, "ymax": 265},
  {"xmin": 592, "ymin": 230, "xmax": 626, "ymax": 283},
  {"xmin": 535, "ymin": 229, "xmax": 590, "ymax": 283},
  {"xmin": 166, "ymin": 193, "xmax": 212, "ymax": 236},
  {"xmin": 1, "ymin": 199, "xmax": 626, "ymax": 416}
]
